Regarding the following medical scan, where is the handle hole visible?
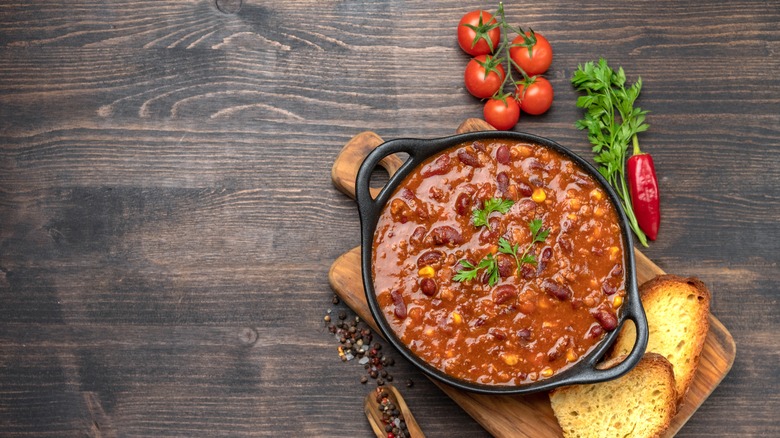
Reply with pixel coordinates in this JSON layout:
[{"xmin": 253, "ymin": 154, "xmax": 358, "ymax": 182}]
[{"xmin": 368, "ymin": 166, "xmax": 390, "ymax": 200}]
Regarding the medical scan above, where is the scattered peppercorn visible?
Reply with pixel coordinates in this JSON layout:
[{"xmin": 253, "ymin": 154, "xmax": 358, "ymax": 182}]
[
  {"xmin": 323, "ymin": 308, "xmax": 402, "ymax": 389},
  {"xmin": 374, "ymin": 387, "xmax": 410, "ymax": 438},
  {"xmin": 332, "ymin": 295, "xmax": 340, "ymax": 305}
]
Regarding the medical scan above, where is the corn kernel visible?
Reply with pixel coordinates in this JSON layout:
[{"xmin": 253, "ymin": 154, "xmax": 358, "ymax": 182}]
[
  {"xmin": 446, "ymin": 350, "xmax": 454, "ymax": 358},
  {"xmin": 451, "ymin": 312, "xmax": 462, "ymax": 324},
  {"xmin": 503, "ymin": 354, "xmax": 519, "ymax": 366},
  {"xmin": 418, "ymin": 266, "xmax": 435, "ymax": 278},
  {"xmin": 567, "ymin": 213, "xmax": 577, "ymax": 220},
  {"xmin": 424, "ymin": 328, "xmax": 435, "ymax": 337},
  {"xmin": 613, "ymin": 295, "xmax": 624, "ymax": 309},
  {"xmin": 532, "ymin": 188, "xmax": 547, "ymax": 203},
  {"xmin": 541, "ymin": 367, "xmax": 554, "ymax": 378},
  {"xmin": 594, "ymin": 206, "xmax": 605, "ymax": 217},
  {"xmin": 590, "ymin": 189, "xmax": 603, "ymax": 201},
  {"xmin": 568, "ymin": 198, "xmax": 581, "ymax": 209},
  {"xmin": 566, "ymin": 349, "xmax": 578, "ymax": 363},
  {"xmin": 609, "ymin": 246, "xmax": 620, "ymax": 261}
]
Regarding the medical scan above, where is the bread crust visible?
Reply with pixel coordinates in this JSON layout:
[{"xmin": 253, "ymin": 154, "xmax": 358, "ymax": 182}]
[
  {"xmin": 550, "ymin": 353, "xmax": 678, "ymax": 438},
  {"xmin": 613, "ymin": 274, "xmax": 711, "ymax": 403}
]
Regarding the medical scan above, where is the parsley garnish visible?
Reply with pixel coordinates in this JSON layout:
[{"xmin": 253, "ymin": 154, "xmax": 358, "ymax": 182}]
[
  {"xmin": 472, "ymin": 197, "xmax": 514, "ymax": 230},
  {"xmin": 498, "ymin": 219, "xmax": 550, "ymax": 275},
  {"xmin": 455, "ymin": 219, "xmax": 550, "ymax": 285},
  {"xmin": 571, "ymin": 58, "xmax": 650, "ymax": 246},
  {"xmin": 453, "ymin": 253, "xmax": 500, "ymax": 286}
]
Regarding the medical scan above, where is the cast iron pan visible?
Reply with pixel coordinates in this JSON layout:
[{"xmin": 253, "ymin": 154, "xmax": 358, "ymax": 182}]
[{"xmin": 355, "ymin": 131, "xmax": 648, "ymax": 395}]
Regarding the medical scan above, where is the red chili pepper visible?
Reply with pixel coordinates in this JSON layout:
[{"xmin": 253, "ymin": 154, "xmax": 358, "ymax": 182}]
[{"xmin": 627, "ymin": 138, "xmax": 660, "ymax": 240}]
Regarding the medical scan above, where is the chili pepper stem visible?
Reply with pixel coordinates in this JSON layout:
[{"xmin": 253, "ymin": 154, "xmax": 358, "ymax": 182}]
[{"xmin": 632, "ymin": 134, "xmax": 642, "ymax": 156}]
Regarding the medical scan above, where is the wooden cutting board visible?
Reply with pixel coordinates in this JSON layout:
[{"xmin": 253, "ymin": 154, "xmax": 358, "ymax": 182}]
[{"xmin": 329, "ymin": 119, "xmax": 736, "ymax": 437}]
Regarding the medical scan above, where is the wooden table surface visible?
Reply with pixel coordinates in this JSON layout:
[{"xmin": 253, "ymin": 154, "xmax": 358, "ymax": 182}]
[{"xmin": 1, "ymin": 1, "xmax": 778, "ymax": 436}]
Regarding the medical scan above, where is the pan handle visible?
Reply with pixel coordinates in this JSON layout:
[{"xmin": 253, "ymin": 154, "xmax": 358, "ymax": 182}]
[
  {"xmin": 331, "ymin": 132, "xmax": 404, "ymax": 199},
  {"xmin": 568, "ymin": 290, "xmax": 649, "ymax": 385},
  {"xmin": 354, "ymin": 138, "xmax": 431, "ymax": 224}
]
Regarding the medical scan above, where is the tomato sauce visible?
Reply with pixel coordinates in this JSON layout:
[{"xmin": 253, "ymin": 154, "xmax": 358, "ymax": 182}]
[{"xmin": 372, "ymin": 139, "xmax": 626, "ymax": 385}]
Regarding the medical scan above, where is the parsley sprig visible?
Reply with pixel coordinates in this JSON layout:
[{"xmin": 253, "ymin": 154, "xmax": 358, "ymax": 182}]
[
  {"xmin": 453, "ymin": 219, "xmax": 550, "ymax": 286},
  {"xmin": 453, "ymin": 253, "xmax": 499, "ymax": 286},
  {"xmin": 498, "ymin": 219, "xmax": 550, "ymax": 275},
  {"xmin": 472, "ymin": 197, "xmax": 514, "ymax": 230},
  {"xmin": 571, "ymin": 58, "xmax": 649, "ymax": 246}
]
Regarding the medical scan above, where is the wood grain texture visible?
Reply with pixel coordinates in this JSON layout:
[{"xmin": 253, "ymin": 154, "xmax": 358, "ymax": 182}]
[
  {"xmin": 328, "ymin": 122, "xmax": 736, "ymax": 437},
  {"xmin": 1, "ymin": 0, "xmax": 778, "ymax": 436}
]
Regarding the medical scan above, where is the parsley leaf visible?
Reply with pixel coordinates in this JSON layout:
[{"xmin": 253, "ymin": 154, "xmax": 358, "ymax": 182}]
[
  {"xmin": 472, "ymin": 197, "xmax": 515, "ymax": 230},
  {"xmin": 497, "ymin": 219, "xmax": 550, "ymax": 276},
  {"xmin": 452, "ymin": 259, "xmax": 479, "ymax": 283},
  {"xmin": 453, "ymin": 253, "xmax": 500, "ymax": 286}
]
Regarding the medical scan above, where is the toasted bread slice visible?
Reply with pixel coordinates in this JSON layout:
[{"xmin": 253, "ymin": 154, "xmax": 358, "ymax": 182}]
[
  {"xmin": 550, "ymin": 353, "xmax": 678, "ymax": 438},
  {"xmin": 610, "ymin": 275, "xmax": 711, "ymax": 402}
]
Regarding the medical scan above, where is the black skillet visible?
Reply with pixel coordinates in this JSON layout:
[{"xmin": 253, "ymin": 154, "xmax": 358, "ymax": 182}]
[{"xmin": 355, "ymin": 131, "xmax": 648, "ymax": 395}]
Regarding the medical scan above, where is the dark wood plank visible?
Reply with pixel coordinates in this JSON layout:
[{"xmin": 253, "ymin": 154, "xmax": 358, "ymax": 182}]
[{"xmin": 0, "ymin": 0, "xmax": 778, "ymax": 436}]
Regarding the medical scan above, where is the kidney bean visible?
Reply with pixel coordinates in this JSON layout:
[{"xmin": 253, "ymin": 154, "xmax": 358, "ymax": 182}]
[
  {"xmin": 474, "ymin": 316, "xmax": 487, "ymax": 327},
  {"xmin": 493, "ymin": 285, "xmax": 517, "ymax": 305},
  {"xmin": 601, "ymin": 282, "xmax": 617, "ymax": 295},
  {"xmin": 610, "ymin": 264, "xmax": 623, "ymax": 277},
  {"xmin": 592, "ymin": 308, "xmax": 618, "ymax": 331},
  {"xmin": 454, "ymin": 192, "xmax": 472, "ymax": 216},
  {"xmin": 472, "ymin": 141, "xmax": 487, "ymax": 152},
  {"xmin": 521, "ymin": 264, "xmax": 536, "ymax": 279},
  {"xmin": 517, "ymin": 181, "xmax": 533, "ymax": 197},
  {"xmin": 537, "ymin": 246, "xmax": 553, "ymax": 273},
  {"xmin": 496, "ymin": 254, "xmax": 515, "ymax": 278},
  {"xmin": 391, "ymin": 290, "xmax": 407, "ymax": 319},
  {"xmin": 478, "ymin": 222, "xmax": 499, "ymax": 245},
  {"xmin": 489, "ymin": 328, "xmax": 507, "ymax": 341},
  {"xmin": 547, "ymin": 336, "xmax": 569, "ymax": 362},
  {"xmin": 409, "ymin": 226, "xmax": 427, "ymax": 248},
  {"xmin": 516, "ymin": 198, "xmax": 536, "ymax": 215},
  {"xmin": 421, "ymin": 154, "xmax": 451, "ymax": 177},
  {"xmin": 517, "ymin": 328, "xmax": 532, "ymax": 341},
  {"xmin": 430, "ymin": 226, "xmax": 462, "ymax": 246},
  {"xmin": 586, "ymin": 324, "xmax": 604, "ymax": 339},
  {"xmin": 400, "ymin": 188, "xmax": 416, "ymax": 200},
  {"xmin": 420, "ymin": 278, "xmax": 437, "ymax": 296},
  {"xmin": 457, "ymin": 149, "xmax": 483, "ymax": 167},
  {"xmin": 557, "ymin": 237, "xmax": 573, "ymax": 253},
  {"xmin": 543, "ymin": 280, "xmax": 572, "ymax": 301},
  {"xmin": 416, "ymin": 250, "xmax": 443, "ymax": 268},
  {"xmin": 496, "ymin": 144, "xmax": 511, "ymax": 164},
  {"xmin": 496, "ymin": 171, "xmax": 509, "ymax": 193}
]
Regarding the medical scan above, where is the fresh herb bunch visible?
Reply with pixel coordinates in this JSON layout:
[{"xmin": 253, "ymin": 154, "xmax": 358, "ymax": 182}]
[{"xmin": 571, "ymin": 58, "xmax": 650, "ymax": 247}]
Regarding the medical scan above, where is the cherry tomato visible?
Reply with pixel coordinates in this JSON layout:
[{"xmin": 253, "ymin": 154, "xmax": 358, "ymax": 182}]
[
  {"xmin": 464, "ymin": 55, "xmax": 505, "ymax": 99},
  {"xmin": 457, "ymin": 10, "xmax": 500, "ymax": 56},
  {"xmin": 509, "ymin": 31, "xmax": 553, "ymax": 76},
  {"xmin": 484, "ymin": 97, "xmax": 520, "ymax": 130},
  {"xmin": 517, "ymin": 77, "xmax": 553, "ymax": 115}
]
